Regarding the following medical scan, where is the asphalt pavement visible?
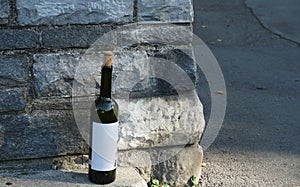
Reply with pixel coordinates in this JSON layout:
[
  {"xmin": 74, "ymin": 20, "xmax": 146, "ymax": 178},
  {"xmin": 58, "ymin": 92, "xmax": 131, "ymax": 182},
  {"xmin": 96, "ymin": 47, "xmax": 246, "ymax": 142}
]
[{"xmin": 194, "ymin": 0, "xmax": 300, "ymax": 186}]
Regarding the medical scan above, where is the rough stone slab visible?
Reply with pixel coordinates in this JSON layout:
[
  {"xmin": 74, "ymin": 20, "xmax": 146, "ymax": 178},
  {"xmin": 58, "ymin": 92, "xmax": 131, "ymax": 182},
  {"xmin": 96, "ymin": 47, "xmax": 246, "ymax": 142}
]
[
  {"xmin": 73, "ymin": 48, "xmax": 197, "ymax": 99},
  {"xmin": 0, "ymin": 56, "xmax": 28, "ymax": 86},
  {"xmin": 16, "ymin": 0, "xmax": 133, "ymax": 26},
  {"xmin": 0, "ymin": 29, "xmax": 38, "ymax": 50},
  {"xmin": 41, "ymin": 25, "xmax": 114, "ymax": 49},
  {"xmin": 137, "ymin": 0, "xmax": 193, "ymax": 23},
  {"xmin": 118, "ymin": 150, "xmax": 152, "ymax": 181},
  {"xmin": 0, "ymin": 111, "xmax": 87, "ymax": 161},
  {"xmin": 33, "ymin": 52, "xmax": 148, "ymax": 97},
  {"xmin": 55, "ymin": 49, "xmax": 196, "ymax": 99},
  {"xmin": 116, "ymin": 24, "xmax": 193, "ymax": 48},
  {"xmin": 120, "ymin": 144, "xmax": 204, "ymax": 186},
  {"xmin": 0, "ymin": 167, "xmax": 147, "ymax": 187},
  {"xmin": 152, "ymin": 144, "xmax": 203, "ymax": 186},
  {"xmin": 0, "ymin": 88, "xmax": 26, "ymax": 112},
  {"xmin": 117, "ymin": 92, "xmax": 204, "ymax": 149},
  {"xmin": 0, "ymin": 0, "xmax": 9, "ymax": 24},
  {"xmin": 150, "ymin": 48, "xmax": 197, "ymax": 96},
  {"xmin": 33, "ymin": 53, "xmax": 80, "ymax": 98},
  {"xmin": 74, "ymin": 91, "xmax": 205, "ymax": 150},
  {"xmin": 35, "ymin": 51, "xmax": 150, "ymax": 98}
]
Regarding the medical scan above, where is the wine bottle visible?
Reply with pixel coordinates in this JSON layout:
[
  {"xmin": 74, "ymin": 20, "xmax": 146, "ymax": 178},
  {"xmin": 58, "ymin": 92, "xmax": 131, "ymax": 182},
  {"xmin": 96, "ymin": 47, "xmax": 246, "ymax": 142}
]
[{"xmin": 89, "ymin": 51, "xmax": 119, "ymax": 184}]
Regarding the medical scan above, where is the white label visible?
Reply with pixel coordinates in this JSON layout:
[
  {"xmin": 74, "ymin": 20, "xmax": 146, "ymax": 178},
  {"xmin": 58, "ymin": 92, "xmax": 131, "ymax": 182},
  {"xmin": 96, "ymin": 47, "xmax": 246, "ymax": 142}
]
[{"xmin": 90, "ymin": 121, "xmax": 119, "ymax": 171}]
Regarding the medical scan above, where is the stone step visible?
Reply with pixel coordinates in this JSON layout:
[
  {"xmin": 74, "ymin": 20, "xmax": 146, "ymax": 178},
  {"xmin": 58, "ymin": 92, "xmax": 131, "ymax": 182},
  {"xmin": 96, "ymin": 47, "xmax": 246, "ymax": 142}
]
[{"xmin": 0, "ymin": 167, "xmax": 147, "ymax": 187}]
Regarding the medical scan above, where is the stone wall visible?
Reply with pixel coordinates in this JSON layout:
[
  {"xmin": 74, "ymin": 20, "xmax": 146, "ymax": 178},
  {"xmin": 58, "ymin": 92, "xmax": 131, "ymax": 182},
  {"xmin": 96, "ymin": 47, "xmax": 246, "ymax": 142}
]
[{"xmin": 0, "ymin": 0, "xmax": 204, "ymax": 186}]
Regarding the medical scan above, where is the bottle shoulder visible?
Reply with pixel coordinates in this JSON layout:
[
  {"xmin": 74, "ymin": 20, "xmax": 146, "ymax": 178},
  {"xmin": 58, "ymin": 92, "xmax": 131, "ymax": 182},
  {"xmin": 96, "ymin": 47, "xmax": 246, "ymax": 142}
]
[
  {"xmin": 95, "ymin": 97, "xmax": 118, "ymax": 111},
  {"xmin": 91, "ymin": 96, "xmax": 119, "ymax": 123}
]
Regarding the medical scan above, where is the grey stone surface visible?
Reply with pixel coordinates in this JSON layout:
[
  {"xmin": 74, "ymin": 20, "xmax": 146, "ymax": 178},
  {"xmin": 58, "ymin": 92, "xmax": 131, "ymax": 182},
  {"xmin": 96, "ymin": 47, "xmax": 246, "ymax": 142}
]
[
  {"xmin": 116, "ymin": 24, "xmax": 193, "ymax": 48},
  {"xmin": 246, "ymin": 0, "xmax": 300, "ymax": 44},
  {"xmin": 150, "ymin": 48, "xmax": 197, "ymax": 96},
  {"xmin": 34, "ymin": 48, "xmax": 197, "ymax": 98},
  {"xmin": 0, "ymin": 29, "xmax": 38, "ymax": 50},
  {"xmin": 41, "ymin": 25, "xmax": 114, "ymax": 49},
  {"xmin": 0, "ymin": 55, "xmax": 28, "ymax": 86},
  {"xmin": 30, "ymin": 110, "xmax": 87, "ymax": 157},
  {"xmin": 117, "ymin": 93, "xmax": 204, "ymax": 149},
  {"xmin": 75, "ymin": 48, "xmax": 196, "ymax": 99},
  {"xmin": 33, "ymin": 53, "xmax": 80, "ymax": 98},
  {"xmin": 0, "ymin": 157, "xmax": 54, "ymax": 172},
  {"xmin": 0, "ymin": 115, "xmax": 30, "ymax": 160},
  {"xmin": 152, "ymin": 144, "xmax": 203, "ymax": 186},
  {"xmin": 118, "ymin": 150, "xmax": 152, "ymax": 181},
  {"xmin": 74, "ymin": 91, "xmax": 204, "ymax": 151},
  {"xmin": 34, "ymin": 51, "xmax": 150, "ymax": 98},
  {"xmin": 0, "ymin": 0, "xmax": 9, "ymax": 24},
  {"xmin": 119, "ymin": 145, "xmax": 204, "ymax": 186},
  {"xmin": 32, "ymin": 98, "xmax": 73, "ymax": 110},
  {"xmin": 137, "ymin": 0, "xmax": 193, "ymax": 23},
  {"xmin": 16, "ymin": 0, "xmax": 133, "ymax": 26},
  {"xmin": 0, "ymin": 167, "xmax": 147, "ymax": 187},
  {"xmin": 0, "ymin": 88, "xmax": 26, "ymax": 112},
  {"xmin": 0, "ymin": 111, "xmax": 87, "ymax": 161}
]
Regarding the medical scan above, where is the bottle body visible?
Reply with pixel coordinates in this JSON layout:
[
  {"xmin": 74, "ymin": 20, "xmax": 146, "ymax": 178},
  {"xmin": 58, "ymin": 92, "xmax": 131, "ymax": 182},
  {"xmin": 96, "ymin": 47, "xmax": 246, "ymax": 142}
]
[{"xmin": 89, "ymin": 66, "xmax": 119, "ymax": 184}]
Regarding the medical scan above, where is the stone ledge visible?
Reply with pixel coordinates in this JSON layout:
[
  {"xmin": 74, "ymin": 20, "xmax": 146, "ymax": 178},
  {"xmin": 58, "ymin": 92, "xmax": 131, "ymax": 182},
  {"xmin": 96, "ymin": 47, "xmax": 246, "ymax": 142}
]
[{"xmin": 0, "ymin": 167, "xmax": 147, "ymax": 187}]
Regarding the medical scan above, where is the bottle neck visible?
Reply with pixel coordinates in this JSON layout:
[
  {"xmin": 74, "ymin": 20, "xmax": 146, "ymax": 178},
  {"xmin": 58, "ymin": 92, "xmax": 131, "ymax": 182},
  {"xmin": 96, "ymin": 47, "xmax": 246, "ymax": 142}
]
[{"xmin": 100, "ymin": 66, "xmax": 112, "ymax": 98}]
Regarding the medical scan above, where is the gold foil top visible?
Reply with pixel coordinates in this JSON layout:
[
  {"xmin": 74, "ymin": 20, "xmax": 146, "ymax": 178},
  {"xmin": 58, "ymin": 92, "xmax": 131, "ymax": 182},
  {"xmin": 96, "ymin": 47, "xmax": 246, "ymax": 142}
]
[{"xmin": 103, "ymin": 51, "xmax": 113, "ymax": 67}]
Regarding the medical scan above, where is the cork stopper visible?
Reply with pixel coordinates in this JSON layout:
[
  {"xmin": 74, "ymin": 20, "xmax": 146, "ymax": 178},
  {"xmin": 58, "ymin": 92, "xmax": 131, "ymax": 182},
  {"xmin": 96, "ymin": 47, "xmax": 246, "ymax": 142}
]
[{"xmin": 103, "ymin": 51, "xmax": 113, "ymax": 67}]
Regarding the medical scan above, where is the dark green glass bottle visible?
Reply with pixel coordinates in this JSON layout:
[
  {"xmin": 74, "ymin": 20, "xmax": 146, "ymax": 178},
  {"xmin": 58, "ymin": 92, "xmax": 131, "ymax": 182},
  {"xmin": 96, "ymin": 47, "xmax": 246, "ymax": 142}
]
[{"xmin": 89, "ymin": 64, "xmax": 119, "ymax": 184}]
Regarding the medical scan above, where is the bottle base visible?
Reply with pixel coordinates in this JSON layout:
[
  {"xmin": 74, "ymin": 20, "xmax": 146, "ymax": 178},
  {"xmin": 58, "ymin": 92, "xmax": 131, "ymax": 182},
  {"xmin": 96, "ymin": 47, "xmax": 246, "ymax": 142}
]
[{"xmin": 88, "ymin": 167, "xmax": 116, "ymax": 184}]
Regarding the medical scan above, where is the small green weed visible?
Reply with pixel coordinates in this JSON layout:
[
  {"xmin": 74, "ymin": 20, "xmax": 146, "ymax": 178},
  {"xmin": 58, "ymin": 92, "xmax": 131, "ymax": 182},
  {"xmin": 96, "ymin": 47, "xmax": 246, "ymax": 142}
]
[
  {"xmin": 148, "ymin": 176, "xmax": 199, "ymax": 187},
  {"xmin": 147, "ymin": 178, "xmax": 170, "ymax": 187}
]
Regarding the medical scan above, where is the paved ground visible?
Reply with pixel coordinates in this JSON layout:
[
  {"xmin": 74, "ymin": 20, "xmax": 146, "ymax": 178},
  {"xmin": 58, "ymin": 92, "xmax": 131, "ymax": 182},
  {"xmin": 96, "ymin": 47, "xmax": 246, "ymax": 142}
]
[{"xmin": 194, "ymin": 0, "xmax": 300, "ymax": 186}]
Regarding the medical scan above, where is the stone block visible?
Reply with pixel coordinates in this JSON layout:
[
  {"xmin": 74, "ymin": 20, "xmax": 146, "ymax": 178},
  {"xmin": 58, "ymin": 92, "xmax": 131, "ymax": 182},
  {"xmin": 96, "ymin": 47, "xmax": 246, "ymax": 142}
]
[
  {"xmin": 0, "ymin": 55, "xmax": 28, "ymax": 86},
  {"xmin": 74, "ymin": 91, "xmax": 204, "ymax": 151},
  {"xmin": 0, "ymin": 0, "xmax": 9, "ymax": 24},
  {"xmin": 34, "ymin": 47, "xmax": 197, "ymax": 98},
  {"xmin": 72, "ymin": 51, "xmax": 149, "ymax": 98},
  {"xmin": 116, "ymin": 24, "xmax": 193, "ymax": 48},
  {"xmin": 16, "ymin": 0, "xmax": 133, "ymax": 26},
  {"xmin": 149, "ymin": 48, "xmax": 197, "ymax": 96},
  {"xmin": 119, "ymin": 144, "xmax": 204, "ymax": 186},
  {"xmin": 33, "ymin": 53, "xmax": 80, "ymax": 98},
  {"xmin": 137, "ymin": 0, "xmax": 194, "ymax": 23},
  {"xmin": 118, "ymin": 150, "xmax": 152, "ymax": 181},
  {"xmin": 0, "ymin": 111, "xmax": 87, "ymax": 161},
  {"xmin": 0, "ymin": 115, "xmax": 33, "ymax": 161},
  {"xmin": 41, "ymin": 25, "xmax": 114, "ymax": 49},
  {"xmin": 76, "ymin": 49, "xmax": 196, "ymax": 98},
  {"xmin": 39, "ymin": 51, "xmax": 149, "ymax": 98},
  {"xmin": 117, "ymin": 92, "xmax": 204, "ymax": 150},
  {"xmin": 151, "ymin": 144, "xmax": 203, "ymax": 186},
  {"xmin": 0, "ymin": 29, "xmax": 38, "ymax": 50},
  {"xmin": 0, "ymin": 88, "xmax": 26, "ymax": 112}
]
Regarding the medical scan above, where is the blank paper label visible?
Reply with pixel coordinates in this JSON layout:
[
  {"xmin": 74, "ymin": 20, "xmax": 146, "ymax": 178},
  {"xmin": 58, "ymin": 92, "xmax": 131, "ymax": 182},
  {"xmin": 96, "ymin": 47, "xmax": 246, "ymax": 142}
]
[{"xmin": 90, "ymin": 121, "xmax": 119, "ymax": 171}]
